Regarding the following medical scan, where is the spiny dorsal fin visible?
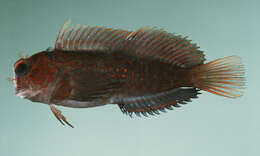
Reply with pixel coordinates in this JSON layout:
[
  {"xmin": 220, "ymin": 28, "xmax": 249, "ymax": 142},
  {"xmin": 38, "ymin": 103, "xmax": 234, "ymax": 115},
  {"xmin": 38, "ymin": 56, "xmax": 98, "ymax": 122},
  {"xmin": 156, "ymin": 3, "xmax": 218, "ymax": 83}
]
[
  {"xmin": 55, "ymin": 20, "xmax": 132, "ymax": 51},
  {"xmin": 123, "ymin": 27, "xmax": 206, "ymax": 68}
]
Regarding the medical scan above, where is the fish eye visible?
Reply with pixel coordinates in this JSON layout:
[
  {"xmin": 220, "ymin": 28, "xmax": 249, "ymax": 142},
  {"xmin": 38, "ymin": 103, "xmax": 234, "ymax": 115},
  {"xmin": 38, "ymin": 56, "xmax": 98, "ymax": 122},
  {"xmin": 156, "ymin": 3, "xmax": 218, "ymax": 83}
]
[{"xmin": 15, "ymin": 63, "xmax": 28, "ymax": 76}]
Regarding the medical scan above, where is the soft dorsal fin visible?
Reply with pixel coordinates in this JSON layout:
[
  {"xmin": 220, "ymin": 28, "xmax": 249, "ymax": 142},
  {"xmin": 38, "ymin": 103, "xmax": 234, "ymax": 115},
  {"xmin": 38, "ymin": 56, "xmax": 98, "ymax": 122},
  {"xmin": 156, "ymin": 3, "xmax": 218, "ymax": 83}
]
[
  {"xmin": 122, "ymin": 27, "xmax": 206, "ymax": 68},
  {"xmin": 55, "ymin": 21, "xmax": 206, "ymax": 68},
  {"xmin": 55, "ymin": 20, "xmax": 132, "ymax": 51}
]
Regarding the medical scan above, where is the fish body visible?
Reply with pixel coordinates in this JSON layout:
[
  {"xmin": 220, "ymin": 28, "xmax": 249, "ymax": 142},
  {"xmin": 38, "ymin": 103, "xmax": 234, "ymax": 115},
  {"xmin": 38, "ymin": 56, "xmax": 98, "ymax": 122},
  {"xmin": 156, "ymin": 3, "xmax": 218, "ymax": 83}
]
[
  {"xmin": 13, "ymin": 21, "xmax": 245, "ymax": 126},
  {"xmin": 15, "ymin": 49, "xmax": 191, "ymax": 107}
]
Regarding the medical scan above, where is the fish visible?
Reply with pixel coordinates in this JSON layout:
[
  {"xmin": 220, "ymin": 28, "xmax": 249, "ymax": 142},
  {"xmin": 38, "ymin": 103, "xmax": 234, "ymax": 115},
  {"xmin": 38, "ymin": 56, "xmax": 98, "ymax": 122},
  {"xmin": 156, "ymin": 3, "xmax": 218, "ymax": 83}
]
[{"xmin": 12, "ymin": 20, "xmax": 245, "ymax": 127}]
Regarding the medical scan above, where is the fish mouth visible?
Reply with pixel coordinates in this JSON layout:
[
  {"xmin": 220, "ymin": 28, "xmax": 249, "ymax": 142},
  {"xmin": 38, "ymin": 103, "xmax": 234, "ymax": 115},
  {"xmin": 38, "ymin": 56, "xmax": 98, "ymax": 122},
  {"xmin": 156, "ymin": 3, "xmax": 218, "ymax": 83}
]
[
  {"xmin": 13, "ymin": 77, "xmax": 30, "ymax": 98},
  {"xmin": 15, "ymin": 88, "xmax": 29, "ymax": 98},
  {"xmin": 15, "ymin": 87, "xmax": 42, "ymax": 100}
]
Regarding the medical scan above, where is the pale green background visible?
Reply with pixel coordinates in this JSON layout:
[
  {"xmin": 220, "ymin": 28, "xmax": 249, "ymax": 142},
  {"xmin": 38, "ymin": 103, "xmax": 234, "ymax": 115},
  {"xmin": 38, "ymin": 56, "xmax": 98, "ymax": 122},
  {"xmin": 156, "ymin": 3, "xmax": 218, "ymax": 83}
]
[{"xmin": 0, "ymin": 0, "xmax": 259, "ymax": 155}]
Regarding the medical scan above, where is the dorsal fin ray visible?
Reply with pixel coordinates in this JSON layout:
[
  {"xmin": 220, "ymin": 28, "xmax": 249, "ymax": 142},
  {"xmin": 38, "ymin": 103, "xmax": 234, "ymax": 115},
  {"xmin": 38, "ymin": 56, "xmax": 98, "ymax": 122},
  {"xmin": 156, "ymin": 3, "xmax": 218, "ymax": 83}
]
[
  {"xmin": 123, "ymin": 27, "xmax": 206, "ymax": 68},
  {"xmin": 55, "ymin": 22, "xmax": 205, "ymax": 68},
  {"xmin": 55, "ymin": 21, "xmax": 131, "ymax": 51}
]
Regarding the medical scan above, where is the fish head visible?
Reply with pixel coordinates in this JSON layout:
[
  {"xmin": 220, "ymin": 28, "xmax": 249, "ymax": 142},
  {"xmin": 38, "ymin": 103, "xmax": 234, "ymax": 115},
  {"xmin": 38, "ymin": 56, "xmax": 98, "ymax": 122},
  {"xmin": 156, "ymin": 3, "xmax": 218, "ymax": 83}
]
[{"xmin": 13, "ymin": 51, "xmax": 57, "ymax": 101}]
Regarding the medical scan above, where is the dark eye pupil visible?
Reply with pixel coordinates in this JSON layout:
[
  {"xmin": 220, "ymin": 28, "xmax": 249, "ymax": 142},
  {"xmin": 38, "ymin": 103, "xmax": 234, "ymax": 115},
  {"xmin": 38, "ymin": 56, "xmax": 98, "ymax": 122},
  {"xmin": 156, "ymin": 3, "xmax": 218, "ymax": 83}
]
[{"xmin": 15, "ymin": 63, "xmax": 27, "ymax": 75}]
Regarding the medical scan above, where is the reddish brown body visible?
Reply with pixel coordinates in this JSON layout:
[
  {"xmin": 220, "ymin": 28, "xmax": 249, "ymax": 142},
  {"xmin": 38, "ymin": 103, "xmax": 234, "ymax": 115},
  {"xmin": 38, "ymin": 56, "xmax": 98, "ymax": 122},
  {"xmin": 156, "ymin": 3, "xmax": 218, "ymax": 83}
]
[{"xmin": 20, "ymin": 50, "xmax": 191, "ymax": 107}]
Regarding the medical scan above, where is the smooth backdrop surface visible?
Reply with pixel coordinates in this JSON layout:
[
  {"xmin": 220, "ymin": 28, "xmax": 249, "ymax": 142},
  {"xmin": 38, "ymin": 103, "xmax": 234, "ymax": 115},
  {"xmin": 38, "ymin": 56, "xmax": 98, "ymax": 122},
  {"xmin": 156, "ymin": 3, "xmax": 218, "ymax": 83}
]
[{"xmin": 0, "ymin": 0, "xmax": 259, "ymax": 155}]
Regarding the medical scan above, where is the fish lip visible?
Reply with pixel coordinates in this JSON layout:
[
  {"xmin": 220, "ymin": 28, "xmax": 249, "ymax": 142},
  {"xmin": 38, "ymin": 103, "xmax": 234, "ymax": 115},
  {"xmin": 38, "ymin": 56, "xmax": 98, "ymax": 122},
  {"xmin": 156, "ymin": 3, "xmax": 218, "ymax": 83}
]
[
  {"xmin": 15, "ymin": 87, "xmax": 42, "ymax": 100},
  {"xmin": 15, "ymin": 88, "xmax": 28, "ymax": 98}
]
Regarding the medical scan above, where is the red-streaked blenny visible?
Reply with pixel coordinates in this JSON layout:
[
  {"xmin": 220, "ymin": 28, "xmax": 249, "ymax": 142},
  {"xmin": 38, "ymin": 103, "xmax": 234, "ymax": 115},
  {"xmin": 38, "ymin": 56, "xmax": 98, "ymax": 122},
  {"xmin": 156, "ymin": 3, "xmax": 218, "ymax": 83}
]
[{"xmin": 12, "ymin": 20, "xmax": 245, "ymax": 127}]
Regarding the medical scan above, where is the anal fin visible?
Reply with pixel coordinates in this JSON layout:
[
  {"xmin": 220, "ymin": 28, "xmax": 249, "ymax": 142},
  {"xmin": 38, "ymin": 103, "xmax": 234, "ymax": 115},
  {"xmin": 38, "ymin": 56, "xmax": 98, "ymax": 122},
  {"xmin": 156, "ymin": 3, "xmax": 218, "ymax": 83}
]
[{"xmin": 117, "ymin": 87, "xmax": 200, "ymax": 117}]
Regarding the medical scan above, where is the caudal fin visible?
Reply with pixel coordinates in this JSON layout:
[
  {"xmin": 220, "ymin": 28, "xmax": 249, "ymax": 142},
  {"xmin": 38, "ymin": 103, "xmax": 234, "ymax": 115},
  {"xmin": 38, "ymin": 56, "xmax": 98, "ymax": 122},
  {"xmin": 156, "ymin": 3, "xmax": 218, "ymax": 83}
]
[{"xmin": 190, "ymin": 56, "xmax": 245, "ymax": 98}]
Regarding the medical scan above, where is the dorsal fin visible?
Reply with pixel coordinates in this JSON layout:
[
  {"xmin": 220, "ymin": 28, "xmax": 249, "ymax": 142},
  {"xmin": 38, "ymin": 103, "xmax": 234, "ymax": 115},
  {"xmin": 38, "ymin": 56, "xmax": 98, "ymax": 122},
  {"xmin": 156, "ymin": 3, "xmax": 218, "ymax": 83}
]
[
  {"xmin": 122, "ymin": 27, "xmax": 206, "ymax": 68},
  {"xmin": 55, "ymin": 20, "xmax": 132, "ymax": 51},
  {"xmin": 55, "ymin": 21, "xmax": 205, "ymax": 68},
  {"xmin": 116, "ymin": 87, "xmax": 200, "ymax": 117}
]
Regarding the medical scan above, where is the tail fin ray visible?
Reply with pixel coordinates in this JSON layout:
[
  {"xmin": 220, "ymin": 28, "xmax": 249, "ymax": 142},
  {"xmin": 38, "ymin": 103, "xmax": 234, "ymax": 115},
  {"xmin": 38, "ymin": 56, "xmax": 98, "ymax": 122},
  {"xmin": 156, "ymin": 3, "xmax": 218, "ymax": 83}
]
[{"xmin": 191, "ymin": 56, "xmax": 245, "ymax": 98}]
